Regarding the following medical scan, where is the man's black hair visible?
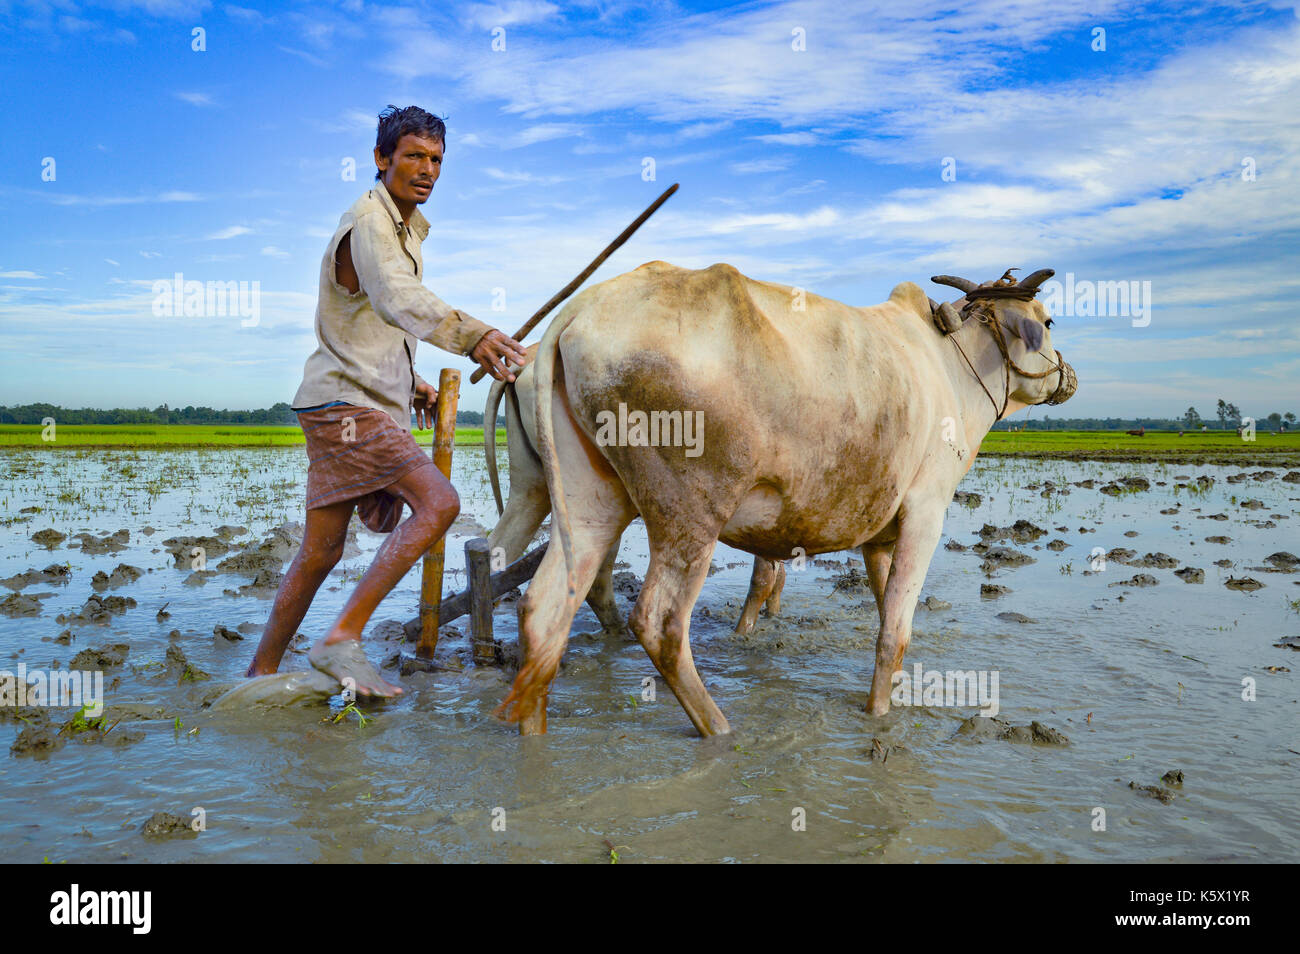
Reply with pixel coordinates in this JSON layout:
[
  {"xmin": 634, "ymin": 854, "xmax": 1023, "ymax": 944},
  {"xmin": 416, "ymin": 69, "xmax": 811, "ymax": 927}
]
[{"xmin": 375, "ymin": 105, "xmax": 447, "ymax": 181}]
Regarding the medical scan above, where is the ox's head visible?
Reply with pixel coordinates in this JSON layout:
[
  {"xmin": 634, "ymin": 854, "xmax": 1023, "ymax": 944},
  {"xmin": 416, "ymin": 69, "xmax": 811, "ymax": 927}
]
[{"xmin": 930, "ymin": 268, "xmax": 1077, "ymax": 410}]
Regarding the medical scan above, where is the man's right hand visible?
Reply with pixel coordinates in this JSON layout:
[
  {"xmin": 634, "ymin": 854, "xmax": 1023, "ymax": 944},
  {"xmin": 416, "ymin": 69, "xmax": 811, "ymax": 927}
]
[{"xmin": 470, "ymin": 328, "xmax": 529, "ymax": 382}]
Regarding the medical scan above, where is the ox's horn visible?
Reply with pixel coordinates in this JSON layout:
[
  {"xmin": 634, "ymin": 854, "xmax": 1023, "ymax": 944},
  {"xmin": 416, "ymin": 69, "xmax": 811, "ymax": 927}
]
[
  {"xmin": 932, "ymin": 275, "xmax": 979, "ymax": 294},
  {"xmin": 932, "ymin": 300, "xmax": 963, "ymax": 334},
  {"xmin": 1016, "ymin": 268, "xmax": 1055, "ymax": 293}
]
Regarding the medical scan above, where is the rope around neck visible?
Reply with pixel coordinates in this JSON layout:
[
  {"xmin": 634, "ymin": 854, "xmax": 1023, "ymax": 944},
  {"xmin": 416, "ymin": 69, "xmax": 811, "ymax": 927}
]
[{"xmin": 947, "ymin": 301, "xmax": 1068, "ymax": 420}]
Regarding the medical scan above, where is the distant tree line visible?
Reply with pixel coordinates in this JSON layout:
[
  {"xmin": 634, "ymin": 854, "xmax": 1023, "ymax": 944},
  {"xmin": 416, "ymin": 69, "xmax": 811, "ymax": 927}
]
[
  {"xmin": 993, "ymin": 402, "xmax": 1295, "ymax": 432},
  {"xmin": 3, "ymin": 401, "xmax": 1289, "ymax": 433},
  {"xmin": 0, "ymin": 402, "xmax": 505, "ymax": 427}
]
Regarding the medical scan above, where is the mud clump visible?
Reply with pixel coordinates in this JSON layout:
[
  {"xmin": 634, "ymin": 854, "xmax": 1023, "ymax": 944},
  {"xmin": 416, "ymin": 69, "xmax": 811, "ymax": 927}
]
[
  {"xmin": 31, "ymin": 528, "xmax": 66, "ymax": 548},
  {"xmin": 1106, "ymin": 548, "xmax": 1137, "ymax": 565},
  {"xmin": 1240, "ymin": 499, "xmax": 1266, "ymax": 510},
  {"xmin": 1282, "ymin": 471, "xmax": 1300, "ymax": 483},
  {"xmin": 1, "ymin": 564, "xmax": 71, "ymax": 591},
  {"xmin": 91, "ymin": 563, "xmax": 144, "ymax": 591},
  {"xmin": 1264, "ymin": 552, "xmax": 1299, "ymax": 571},
  {"xmin": 72, "ymin": 529, "xmax": 131, "ymax": 554},
  {"xmin": 164, "ymin": 644, "xmax": 210, "ymax": 683},
  {"xmin": 1109, "ymin": 573, "xmax": 1159, "ymax": 588},
  {"xmin": 10, "ymin": 718, "xmax": 65, "ymax": 758},
  {"xmin": 216, "ymin": 521, "xmax": 306, "ymax": 576},
  {"xmin": 979, "ymin": 547, "xmax": 1035, "ymax": 574},
  {"xmin": 1205, "ymin": 536, "xmax": 1231, "ymax": 545},
  {"xmin": 978, "ymin": 520, "xmax": 1046, "ymax": 544},
  {"xmin": 57, "ymin": 594, "xmax": 136, "ymax": 625},
  {"xmin": 141, "ymin": 812, "xmax": 197, "ymax": 838},
  {"xmin": 1130, "ymin": 552, "xmax": 1178, "ymax": 569},
  {"xmin": 1161, "ymin": 769, "xmax": 1185, "ymax": 786},
  {"xmin": 70, "ymin": 643, "xmax": 130, "ymax": 669},
  {"xmin": 611, "ymin": 571, "xmax": 642, "ymax": 598},
  {"xmin": 996, "ymin": 611, "xmax": 1036, "ymax": 624},
  {"xmin": 162, "ymin": 533, "xmax": 234, "ymax": 567},
  {"xmin": 1174, "ymin": 567, "xmax": 1205, "ymax": 584},
  {"xmin": 1046, "ymin": 539, "xmax": 1069, "ymax": 551},
  {"xmin": 1129, "ymin": 781, "xmax": 1175, "ymax": 805},
  {"xmin": 980, "ymin": 584, "xmax": 1011, "ymax": 598},
  {"xmin": 0, "ymin": 592, "xmax": 48, "ymax": 617},
  {"xmin": 1224, "ymin": 577, "xmax": 1264, "ymax": 592},
  {"xmin": 952, "ymin": 491, "xmax": 982, "ymax": 507},
  {"xmin": 1119, "ymin": 476, "xmax": 1151, "ymax": 492},
  {"xmin": 831, "ymin": 567, "xmax": 871, "ymax": 593},
  {"xmin": 944, "ymin": 539, "xmax": 967, "ymax": 552},
  {"xmin": 919, "ymin": 595, "xmax": 951, "ymax": 611},
  {"xmin": 956, "ymin": 716, "xmax": 1068, "ymax": 745},
  {"xmin": 213, "ymin": 624, "xmax": 243, "ymax": 642}
]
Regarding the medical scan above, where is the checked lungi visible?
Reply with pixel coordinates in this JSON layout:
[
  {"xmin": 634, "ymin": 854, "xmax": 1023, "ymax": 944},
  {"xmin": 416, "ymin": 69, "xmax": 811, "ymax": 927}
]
[{"xmin": 294, "ymin": 401, "xmax": 433, "ymax": 533}]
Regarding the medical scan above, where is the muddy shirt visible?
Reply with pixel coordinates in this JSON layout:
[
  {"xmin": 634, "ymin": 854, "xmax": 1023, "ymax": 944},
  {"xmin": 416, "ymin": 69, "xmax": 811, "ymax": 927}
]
[{"xmin": 291, "ymin": 179, "xmax": 493, "ymax": 429}]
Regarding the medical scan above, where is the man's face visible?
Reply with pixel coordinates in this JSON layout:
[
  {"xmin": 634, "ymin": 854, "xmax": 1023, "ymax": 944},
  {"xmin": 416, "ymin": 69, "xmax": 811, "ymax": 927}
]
[{"xmin": 376, "ymin": 133, "xmax": 443, "ymax": 206}]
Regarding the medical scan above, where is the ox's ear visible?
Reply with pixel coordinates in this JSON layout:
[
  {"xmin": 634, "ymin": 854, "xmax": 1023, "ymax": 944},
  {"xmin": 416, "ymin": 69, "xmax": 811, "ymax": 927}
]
[{"xmin": 1013, "ymin": 313, "xmax": 1045, "ymax": 353}]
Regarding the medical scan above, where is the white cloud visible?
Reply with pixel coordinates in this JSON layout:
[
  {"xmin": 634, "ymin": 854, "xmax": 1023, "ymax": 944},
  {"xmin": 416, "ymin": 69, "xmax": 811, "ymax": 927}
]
[
  {"xmin": 459, "ymin": 1, "xmax": 560, "ymax": 30},
  {"xmin": 261, "ymin": 246, "xmax": 291, "ymax": 258},
  {"xmin": 175, "ymin": 91, "xmax": 215, "ymax": 107},
  {"xmin": 728, "ymin": 157, "xmax": 793, "ymax": 175},
  {"xmin": 207, "ymin": 226, "xmax": 252, "ymax": 240},
  {"xmin": 0, "ymin": 270, "xmax": 42, "ymax": 279}
]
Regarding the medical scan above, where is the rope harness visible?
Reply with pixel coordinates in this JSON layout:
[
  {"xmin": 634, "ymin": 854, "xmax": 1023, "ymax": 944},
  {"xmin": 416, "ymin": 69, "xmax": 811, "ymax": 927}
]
[{"xmin": 945, "ymin": 298, "xmax": 1074, "ymax": 420}]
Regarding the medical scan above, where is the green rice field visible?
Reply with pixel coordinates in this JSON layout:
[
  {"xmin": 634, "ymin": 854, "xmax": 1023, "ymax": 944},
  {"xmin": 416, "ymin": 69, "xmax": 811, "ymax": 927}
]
[{"xmin": 0, "ymin": 424, "xmax": 1296, "ymax": 463}]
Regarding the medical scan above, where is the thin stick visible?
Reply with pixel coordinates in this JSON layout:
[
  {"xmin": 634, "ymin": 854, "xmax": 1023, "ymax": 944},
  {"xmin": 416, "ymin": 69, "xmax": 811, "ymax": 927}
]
[{"xmin": 469, "ymin": 182, "xmax": 679, "ymax": 383}]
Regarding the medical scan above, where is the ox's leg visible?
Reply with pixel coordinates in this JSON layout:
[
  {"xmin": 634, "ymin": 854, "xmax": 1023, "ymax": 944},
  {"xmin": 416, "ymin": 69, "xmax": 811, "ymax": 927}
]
[
  {"xmin": 632, "ymin": 538, "xmax": 730, "ymax": 737},
  {"xmin": 864, "ymin": 504, "xmax": 944, "ymax": 717},
  {"xmin": 862, "ymin": 542, "xmax": 893, "ymax": 631},
  {"xmin": 765, "ymin": 560, "xmax": 786, "ymax": 616},
  {"xmin": 509, "ymin": 510, "xmax": 633, "ymax": 734},
  {"xmin": 735, "ymin": 557, "xmax": 780, "ymax": 635},
  {"xmin": 500, "ymin": 398, "xmax": 635, "ymax": 734},
  {"xmin": 584, "ymin": 542, "xmax": 625, "ymax": 634}
]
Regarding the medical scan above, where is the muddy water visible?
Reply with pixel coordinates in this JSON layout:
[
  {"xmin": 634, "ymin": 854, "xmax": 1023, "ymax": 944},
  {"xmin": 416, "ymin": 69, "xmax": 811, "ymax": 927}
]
[{"xmin": 1, "ymin": 447, "xmax": 1297, "ymax": 862}]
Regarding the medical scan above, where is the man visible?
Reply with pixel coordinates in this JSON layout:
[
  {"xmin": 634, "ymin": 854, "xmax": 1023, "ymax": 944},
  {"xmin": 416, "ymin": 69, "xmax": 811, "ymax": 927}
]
[{"xmin": 246, "ymin": 105, "xmax": 528, "ymax": 697}]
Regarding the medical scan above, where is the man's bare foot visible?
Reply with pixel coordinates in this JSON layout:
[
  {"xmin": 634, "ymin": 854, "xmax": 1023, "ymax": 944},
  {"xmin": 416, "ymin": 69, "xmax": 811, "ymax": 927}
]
[{"xmin": 308, "ymin": 637, "xmax": 403, "ymax": 697}]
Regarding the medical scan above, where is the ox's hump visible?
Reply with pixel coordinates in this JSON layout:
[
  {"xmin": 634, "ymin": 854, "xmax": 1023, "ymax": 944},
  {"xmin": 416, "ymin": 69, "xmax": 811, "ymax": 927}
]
[{"xmin": 888, "ymin": 281, "xmax": 933, "ymax": 323}]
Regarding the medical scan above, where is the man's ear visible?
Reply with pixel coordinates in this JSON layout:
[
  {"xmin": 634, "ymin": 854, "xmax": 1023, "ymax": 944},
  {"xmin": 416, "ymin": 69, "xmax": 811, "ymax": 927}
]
[{"xmin": 1015, "ymin": 314, "xmax": 1045, "ymax": 353}]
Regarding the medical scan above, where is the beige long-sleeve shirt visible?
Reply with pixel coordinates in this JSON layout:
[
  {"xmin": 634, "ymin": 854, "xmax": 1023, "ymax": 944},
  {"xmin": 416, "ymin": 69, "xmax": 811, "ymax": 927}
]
[{"xmin": 292, "ymin": 180, "xmax": 493, "ymax": 429}]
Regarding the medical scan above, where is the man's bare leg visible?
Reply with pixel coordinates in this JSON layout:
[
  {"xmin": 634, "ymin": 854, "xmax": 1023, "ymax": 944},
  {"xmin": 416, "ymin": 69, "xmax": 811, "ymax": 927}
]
[
  {"xmin": 310, "ymin": 462, "xmax": 460, "ymax": 696},
  {"xmin": 247, "ymin": 499, "xmax": 355, "ymax": 676}
]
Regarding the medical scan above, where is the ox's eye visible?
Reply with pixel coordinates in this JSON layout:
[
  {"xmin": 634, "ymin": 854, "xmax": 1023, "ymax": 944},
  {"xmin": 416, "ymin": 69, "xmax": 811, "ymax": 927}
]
[{"xmin": 1044, "ymin": 318, "xmax": 1054, "ymax": 329}]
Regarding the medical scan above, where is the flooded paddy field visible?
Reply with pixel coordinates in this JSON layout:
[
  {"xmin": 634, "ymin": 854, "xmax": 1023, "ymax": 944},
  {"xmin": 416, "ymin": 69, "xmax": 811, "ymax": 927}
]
[{"xmin": 1, "ymin": 445, "xmax": 1297, "ymax": 862}]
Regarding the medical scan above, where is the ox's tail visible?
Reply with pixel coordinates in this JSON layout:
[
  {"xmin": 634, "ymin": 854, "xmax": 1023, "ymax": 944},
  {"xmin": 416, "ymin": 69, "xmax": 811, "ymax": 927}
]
[
  {"xmin": 530, "ymin": 305, "xmax": 581, "ymax": 611},
  {"xmin": 494, "ymin": 306, "xmax": 582, "ymax": 724},
  {"xmin": 484, "ymin": 377, "xmax": 507, "ymax": 516}
]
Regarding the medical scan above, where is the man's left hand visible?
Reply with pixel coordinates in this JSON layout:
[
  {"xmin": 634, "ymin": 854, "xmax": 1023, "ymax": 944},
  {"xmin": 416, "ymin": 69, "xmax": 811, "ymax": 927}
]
[{"xmin": 413, "ymin": 379, "xmax": 438, "ymax": 430}]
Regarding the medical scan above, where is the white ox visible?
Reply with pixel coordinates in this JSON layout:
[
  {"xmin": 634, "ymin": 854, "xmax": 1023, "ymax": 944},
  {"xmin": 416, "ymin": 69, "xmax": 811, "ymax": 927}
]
[
  {"xmin": 484, "ymin": 354, "xmax": 787, "ymax": 636},
  {"xmin": 496, "ymin": 261, "xmax": 1076, "ymax": 736}
]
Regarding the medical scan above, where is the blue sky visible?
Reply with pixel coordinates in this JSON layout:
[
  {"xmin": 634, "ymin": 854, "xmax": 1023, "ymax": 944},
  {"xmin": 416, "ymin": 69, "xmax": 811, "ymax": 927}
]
[{"xmin": 1, "ymin": 0, "xmax": 1297, "ymax": 420}]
